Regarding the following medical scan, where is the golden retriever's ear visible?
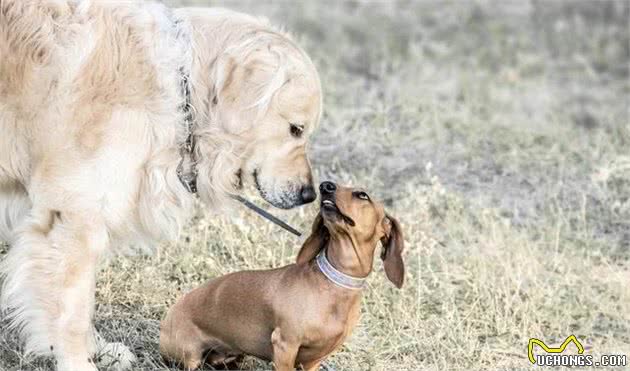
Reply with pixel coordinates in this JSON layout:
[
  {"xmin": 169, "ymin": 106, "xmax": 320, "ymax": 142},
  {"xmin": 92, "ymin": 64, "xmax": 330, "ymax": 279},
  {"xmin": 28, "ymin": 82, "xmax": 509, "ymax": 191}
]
[
  {"xmin": 296, "ymin": 213, "xmax": 328, "ymax": 265},
  {"xmin": 380, "ymin": 215, "xmax": 405, "ymax": 288}
]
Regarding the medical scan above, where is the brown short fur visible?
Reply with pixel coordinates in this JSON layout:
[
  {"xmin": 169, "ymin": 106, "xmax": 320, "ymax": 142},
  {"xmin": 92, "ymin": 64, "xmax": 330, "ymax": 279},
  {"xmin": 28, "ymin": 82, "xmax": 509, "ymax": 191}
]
[{"xmin": 160, "ymin": 184, "xmax": 405, "ymax": 370}]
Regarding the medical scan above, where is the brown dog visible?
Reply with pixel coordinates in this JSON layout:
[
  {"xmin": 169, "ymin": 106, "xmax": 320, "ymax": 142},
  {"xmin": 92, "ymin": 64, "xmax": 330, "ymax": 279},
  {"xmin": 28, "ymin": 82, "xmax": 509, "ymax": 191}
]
[{"xmin": 159, "ymin": 182, "xmax": 405, "ymax": 370}]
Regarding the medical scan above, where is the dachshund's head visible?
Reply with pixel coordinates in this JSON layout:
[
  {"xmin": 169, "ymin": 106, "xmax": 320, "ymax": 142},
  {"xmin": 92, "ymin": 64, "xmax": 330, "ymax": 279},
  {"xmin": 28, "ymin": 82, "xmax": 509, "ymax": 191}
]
[{"xmin": 296, "ymin": 182, "xmax": 405, "ymax": 288}]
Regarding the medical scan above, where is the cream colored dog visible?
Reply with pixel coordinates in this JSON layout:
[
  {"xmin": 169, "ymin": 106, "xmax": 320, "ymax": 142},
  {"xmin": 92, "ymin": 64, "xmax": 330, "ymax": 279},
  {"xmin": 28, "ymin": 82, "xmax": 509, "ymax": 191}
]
[{"xmin": 0, "ymin": 1, "xmax": 321, "ymax": 370}]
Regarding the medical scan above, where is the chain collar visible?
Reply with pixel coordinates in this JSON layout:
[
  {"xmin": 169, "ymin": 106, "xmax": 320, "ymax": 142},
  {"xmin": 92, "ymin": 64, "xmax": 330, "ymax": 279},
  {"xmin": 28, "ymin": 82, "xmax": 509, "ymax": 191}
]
[
  {"xmin": 176, "ymin": 67, "xmax": 198, "ymax": 194},
  {"xmin": 170, "ymin": 9, "xmax": 198, "ymax": 194},
  {"xmin": 316, "ymin": 249, "xmax": 366, "ymax": 290}
]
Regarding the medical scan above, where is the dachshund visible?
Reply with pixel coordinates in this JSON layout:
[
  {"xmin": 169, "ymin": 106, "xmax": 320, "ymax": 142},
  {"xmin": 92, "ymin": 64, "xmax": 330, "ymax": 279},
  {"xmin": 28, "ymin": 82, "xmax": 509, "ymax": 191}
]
[{"xmin": 160, "ymin": 182, "xmax": 405, "ymax": 370}]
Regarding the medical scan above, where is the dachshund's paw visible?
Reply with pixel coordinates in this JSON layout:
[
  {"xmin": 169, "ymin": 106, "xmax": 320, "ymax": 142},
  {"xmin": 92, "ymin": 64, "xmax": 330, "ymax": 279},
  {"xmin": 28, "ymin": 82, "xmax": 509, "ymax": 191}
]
[{"xmin": 95, "ymin": 342, "xmax": 136, "ymax": 371}]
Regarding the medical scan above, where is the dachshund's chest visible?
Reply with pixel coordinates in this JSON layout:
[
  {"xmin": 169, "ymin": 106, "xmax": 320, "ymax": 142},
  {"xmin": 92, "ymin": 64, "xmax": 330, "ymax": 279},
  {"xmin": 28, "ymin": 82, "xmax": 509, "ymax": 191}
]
[{"xmin": 296, "ymin": 301, "xmax": 361, "ymax": 363}]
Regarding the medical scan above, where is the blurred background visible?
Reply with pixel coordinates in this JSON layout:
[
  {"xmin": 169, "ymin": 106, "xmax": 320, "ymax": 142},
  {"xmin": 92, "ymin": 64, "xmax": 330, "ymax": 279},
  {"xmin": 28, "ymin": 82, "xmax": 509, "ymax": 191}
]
[
  {"xmin": 1, "ymin": 1, "xmax": 628, "ymax": 370},
  {"xmin": 171, "ymin": 0, "xmax": 630, "ymax": 249}
]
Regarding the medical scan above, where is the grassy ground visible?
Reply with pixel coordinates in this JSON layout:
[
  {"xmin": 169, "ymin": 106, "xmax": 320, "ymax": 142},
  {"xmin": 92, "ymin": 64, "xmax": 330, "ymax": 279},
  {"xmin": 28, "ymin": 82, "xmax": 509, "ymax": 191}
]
[{"xmin": 1, "ymin": 1, "xmax": 629, "ymax": 370}]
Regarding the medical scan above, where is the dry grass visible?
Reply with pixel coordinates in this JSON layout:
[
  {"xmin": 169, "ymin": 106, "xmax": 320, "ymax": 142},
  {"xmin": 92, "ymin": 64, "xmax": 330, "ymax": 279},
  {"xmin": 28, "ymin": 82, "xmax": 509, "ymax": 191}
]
[{"xmin": 1, "ymin": 1, "xmax": 629, "ymax": 370}]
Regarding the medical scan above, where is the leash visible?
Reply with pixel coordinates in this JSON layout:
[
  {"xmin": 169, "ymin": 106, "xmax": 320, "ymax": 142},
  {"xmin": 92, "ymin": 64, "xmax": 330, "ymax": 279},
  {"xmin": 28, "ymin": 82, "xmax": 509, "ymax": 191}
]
[{"xmin": 231, "ymin": 195, "xmax": 303, "ymax": 237}]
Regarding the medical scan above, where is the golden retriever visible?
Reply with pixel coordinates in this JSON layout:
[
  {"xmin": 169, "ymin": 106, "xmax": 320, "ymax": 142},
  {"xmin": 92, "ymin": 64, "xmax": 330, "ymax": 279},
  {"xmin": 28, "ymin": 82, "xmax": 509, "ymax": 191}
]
[{"xmin": 0, "ymin": 1, "xmax": 322, "ymax": 370}]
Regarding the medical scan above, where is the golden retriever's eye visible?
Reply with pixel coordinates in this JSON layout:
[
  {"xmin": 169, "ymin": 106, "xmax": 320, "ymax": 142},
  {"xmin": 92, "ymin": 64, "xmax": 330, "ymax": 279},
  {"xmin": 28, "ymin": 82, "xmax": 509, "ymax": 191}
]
[
  {"xmin": 355, "ymin": 191, "xmax": 369, "ymax": 201},
  {"xmin": 289, "ymin": 123, "xmax": 304, "ymax": 138}
]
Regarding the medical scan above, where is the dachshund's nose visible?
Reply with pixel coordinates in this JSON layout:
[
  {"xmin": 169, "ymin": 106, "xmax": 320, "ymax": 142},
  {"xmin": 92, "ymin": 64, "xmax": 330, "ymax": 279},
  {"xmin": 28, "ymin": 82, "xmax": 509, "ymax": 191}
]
[
  {"xmin": 300, "ymin": 185, "xmax": 317, "ymax": 204},
  {"xmin": 319, "ymin": 181, "xmax": 336, "ymax": 194}
]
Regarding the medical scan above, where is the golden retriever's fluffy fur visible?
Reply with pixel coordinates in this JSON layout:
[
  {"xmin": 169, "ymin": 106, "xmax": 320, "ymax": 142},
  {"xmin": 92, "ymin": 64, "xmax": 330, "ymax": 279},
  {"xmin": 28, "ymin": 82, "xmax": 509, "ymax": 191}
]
[{"xmin": 0, "ymin": 1, "xmax": 321, "ymax": 369}]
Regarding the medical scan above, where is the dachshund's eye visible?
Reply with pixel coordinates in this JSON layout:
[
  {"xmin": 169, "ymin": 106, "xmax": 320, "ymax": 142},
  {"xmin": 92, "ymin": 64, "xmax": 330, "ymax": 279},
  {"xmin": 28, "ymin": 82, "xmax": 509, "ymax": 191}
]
[
  {"xmin": 289, "ymin": 123, "xmax": 303, "ymax": 138},
  {"xmin": 356, "ymin": 192, "xmax": 369, "ymax": 201}
]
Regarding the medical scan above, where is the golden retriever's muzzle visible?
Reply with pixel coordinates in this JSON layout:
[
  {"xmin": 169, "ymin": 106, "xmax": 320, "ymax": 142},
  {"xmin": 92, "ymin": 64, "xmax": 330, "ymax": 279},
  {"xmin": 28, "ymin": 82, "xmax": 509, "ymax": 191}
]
[{"xmin": 253, "ymin": 169, "xmax": 316, "ymax": 209}]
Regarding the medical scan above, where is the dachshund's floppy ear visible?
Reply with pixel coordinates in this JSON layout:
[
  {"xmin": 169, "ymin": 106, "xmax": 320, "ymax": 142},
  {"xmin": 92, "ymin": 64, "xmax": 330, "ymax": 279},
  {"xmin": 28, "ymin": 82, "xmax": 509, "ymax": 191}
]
[
  {"xmin": 380, "ymin": 214, "xmax": 405, "ymax": 288},
  {"xmin": 296, "ymin": 213, "xmax": 328, "ymax": 265}
]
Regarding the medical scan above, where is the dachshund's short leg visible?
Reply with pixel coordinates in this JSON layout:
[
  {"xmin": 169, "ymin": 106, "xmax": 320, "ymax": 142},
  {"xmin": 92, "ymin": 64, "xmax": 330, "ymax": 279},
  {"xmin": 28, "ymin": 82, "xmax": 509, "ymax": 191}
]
[
  {"xmin": 302, "ymin": 360, "xmax": 322, "ymax": 371},
  {"xmin": 271, "ymin": 327, "xmax": 299, "ymax": 371}
]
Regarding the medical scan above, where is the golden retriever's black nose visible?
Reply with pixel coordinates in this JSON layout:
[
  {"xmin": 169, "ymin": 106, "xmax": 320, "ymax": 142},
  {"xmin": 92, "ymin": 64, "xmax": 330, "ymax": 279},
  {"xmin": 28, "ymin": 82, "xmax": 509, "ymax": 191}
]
[
  {"xmin": 320, "ymin": 181, "xmax": 336, "ymax": 195},
  {"xmin": 301, "ymin": 185, "xmax": 317, "ymax": 203}
]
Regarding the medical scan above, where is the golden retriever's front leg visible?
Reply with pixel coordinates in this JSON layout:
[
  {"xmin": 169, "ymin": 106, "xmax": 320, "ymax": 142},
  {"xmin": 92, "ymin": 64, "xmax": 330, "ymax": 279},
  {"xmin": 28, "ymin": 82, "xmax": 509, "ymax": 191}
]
[
  {"xmin": 52, "ymin": 212, "xmax": 107, "ymax": 371},
  {"xmin": 1, "ymin": 209, "xmax": 107, "ymax": 371}
]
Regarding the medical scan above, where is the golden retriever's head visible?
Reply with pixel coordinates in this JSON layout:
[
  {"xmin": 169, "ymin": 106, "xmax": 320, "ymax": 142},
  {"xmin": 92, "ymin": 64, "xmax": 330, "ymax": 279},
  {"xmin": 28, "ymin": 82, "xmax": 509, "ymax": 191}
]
[
  {"xmin": 223, "ymin": 47, "xmax": 321, "ymax": 209},
  {"xmin": 189, "ymin": 12, "xmax": 322, "ymax": 209}
]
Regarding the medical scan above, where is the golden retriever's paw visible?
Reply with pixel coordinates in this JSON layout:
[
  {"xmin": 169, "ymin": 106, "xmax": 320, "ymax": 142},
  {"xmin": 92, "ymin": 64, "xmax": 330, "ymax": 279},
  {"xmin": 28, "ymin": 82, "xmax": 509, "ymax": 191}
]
[
  {"xmin": 95, "ymin": 342, "xmax": 136, "ymax": 371},
  {"xmin": 57, "ymin": 358, "xmax": 98, "ymax": 371}
]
